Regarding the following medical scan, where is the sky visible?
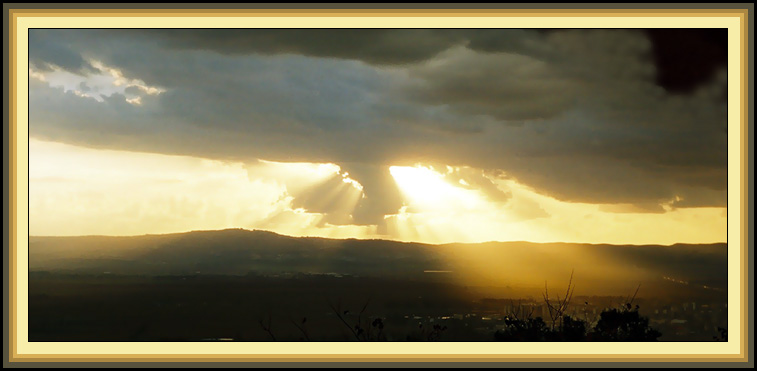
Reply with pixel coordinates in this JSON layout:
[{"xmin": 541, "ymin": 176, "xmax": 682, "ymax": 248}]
[{"xmin": 27, "ymin": 29, "xmax": 729, "ymax": 244}]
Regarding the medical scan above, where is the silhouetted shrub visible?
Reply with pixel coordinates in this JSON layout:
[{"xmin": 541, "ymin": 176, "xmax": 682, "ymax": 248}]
[
  {"xmin": 558, "ymin": 315, "xmax": 588, "ymax": 341},
  {"xmin": 405, "ymin": 323, "xmax": 447, "ymax": 341},
  {"xmin": 495, "ymin": 315, "xmax": 587, "ymax": 341},
  {"xmin": 588, "ymin": 305, "xmax": 662, "ymax": 341},
  {"xmin": 495, "ymin": 274, "xmax": 661, "ymax": 341},
  {"xmin": 494, "ymin": 308, "xmax": 661, "ymax": 342},
  {"xmin": 495, "ymin": 317, "xmax": 549, "ymax": 341},
  {"xmin": 327, "ymin": 299, "xmax": 388, "ymax": 341},
  {"xmin": 713, "ymin": 327, "xmax": 727, "ymax": 341}
]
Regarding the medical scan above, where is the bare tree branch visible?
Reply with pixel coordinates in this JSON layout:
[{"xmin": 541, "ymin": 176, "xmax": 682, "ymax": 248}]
[{"xmin": 258, "ymin": 313, "xmax": 276, "ymax": 341}]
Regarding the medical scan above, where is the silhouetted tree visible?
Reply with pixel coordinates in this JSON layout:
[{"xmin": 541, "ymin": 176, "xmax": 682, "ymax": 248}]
[{"xmin": 543, "ymin": 270, "xmax": 575, "ymax": 330}]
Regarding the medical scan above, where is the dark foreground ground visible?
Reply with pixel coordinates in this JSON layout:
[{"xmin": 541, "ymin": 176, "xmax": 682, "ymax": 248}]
[{"xmin": 28, "ymin": 273, "xmax": 727, "ymax": 342}]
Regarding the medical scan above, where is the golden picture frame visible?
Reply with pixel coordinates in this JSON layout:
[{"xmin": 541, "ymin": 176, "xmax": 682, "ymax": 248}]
[{"xmin": 4, "ymin": 4, "xmax": 751, "ymax": 366}]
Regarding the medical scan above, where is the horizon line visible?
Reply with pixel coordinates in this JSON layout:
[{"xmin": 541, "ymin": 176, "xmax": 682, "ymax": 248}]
[{"xmin": 27, "ymin": 227, "xmax": 729, "ymax": 247}]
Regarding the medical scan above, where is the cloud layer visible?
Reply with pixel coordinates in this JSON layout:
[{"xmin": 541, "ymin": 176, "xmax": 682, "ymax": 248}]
[{"xmin": 28, "ymin": 29, "xmax": 728, "ymax": 226}]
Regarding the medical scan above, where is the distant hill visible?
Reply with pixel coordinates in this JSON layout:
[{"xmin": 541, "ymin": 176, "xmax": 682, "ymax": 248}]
[{"xmin": 29, "ymin": 228, "xmax": 727, "ymax": 298}]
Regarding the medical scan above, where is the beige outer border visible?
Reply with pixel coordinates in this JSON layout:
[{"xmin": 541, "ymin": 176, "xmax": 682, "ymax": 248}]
[{"xmin": 7, "ymin": 8, "xmax": 750, "ymax": 363}]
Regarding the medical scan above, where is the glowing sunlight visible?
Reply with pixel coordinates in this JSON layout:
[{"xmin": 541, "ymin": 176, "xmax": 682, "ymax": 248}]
[{"xmin": 389, "ymin": 165, "xmax": 486, "ymax": 212}]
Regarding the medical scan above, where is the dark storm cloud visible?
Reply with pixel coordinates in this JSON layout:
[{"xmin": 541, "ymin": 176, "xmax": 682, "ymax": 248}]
[
  {"xmin": 403, "ymin": 30, "xmax": 658, "ymax": 123},
  {"xmin": 28, "ymin": 31, "xmax": 91, "ymax": 73},
  {"xmin": 27, "ymin": 29, "xmax": 729, "ymax": 223},
  {"xmin": 645, "ymin": 29, "xmax": 728, "ymax": 95},
  {"xmin": 403, "ymin": 47, "xmax": 582, "ymax": 122},
  {"xmin": 145, "ymin": 29, "xmax": 468, "ymax": 65}
]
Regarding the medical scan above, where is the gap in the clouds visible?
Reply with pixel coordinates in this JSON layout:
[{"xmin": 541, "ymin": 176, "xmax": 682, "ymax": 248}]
[{"xmin": 29, "ymin": 60, "xmax": 164, "ymax": 105}]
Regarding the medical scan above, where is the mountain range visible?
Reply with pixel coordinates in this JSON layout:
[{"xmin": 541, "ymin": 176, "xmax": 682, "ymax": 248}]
[{"xmin": 29, "ymin": 228, "xmax": 727, "ymax": 298}]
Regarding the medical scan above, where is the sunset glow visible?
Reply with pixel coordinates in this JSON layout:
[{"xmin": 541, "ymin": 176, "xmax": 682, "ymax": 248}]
[{"xmin": 28, "ymin": 139, "xmax": 727, "ymax": 245}]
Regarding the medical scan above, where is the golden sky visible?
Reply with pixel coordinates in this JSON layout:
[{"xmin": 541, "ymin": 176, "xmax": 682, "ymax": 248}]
[
  {"xmin": 27, "ymin": 29, "xmax": 728, "ymax": 244},
  {"xmin": 29, "ymin": 138, "xmax": 726, "ymax": 244}
]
